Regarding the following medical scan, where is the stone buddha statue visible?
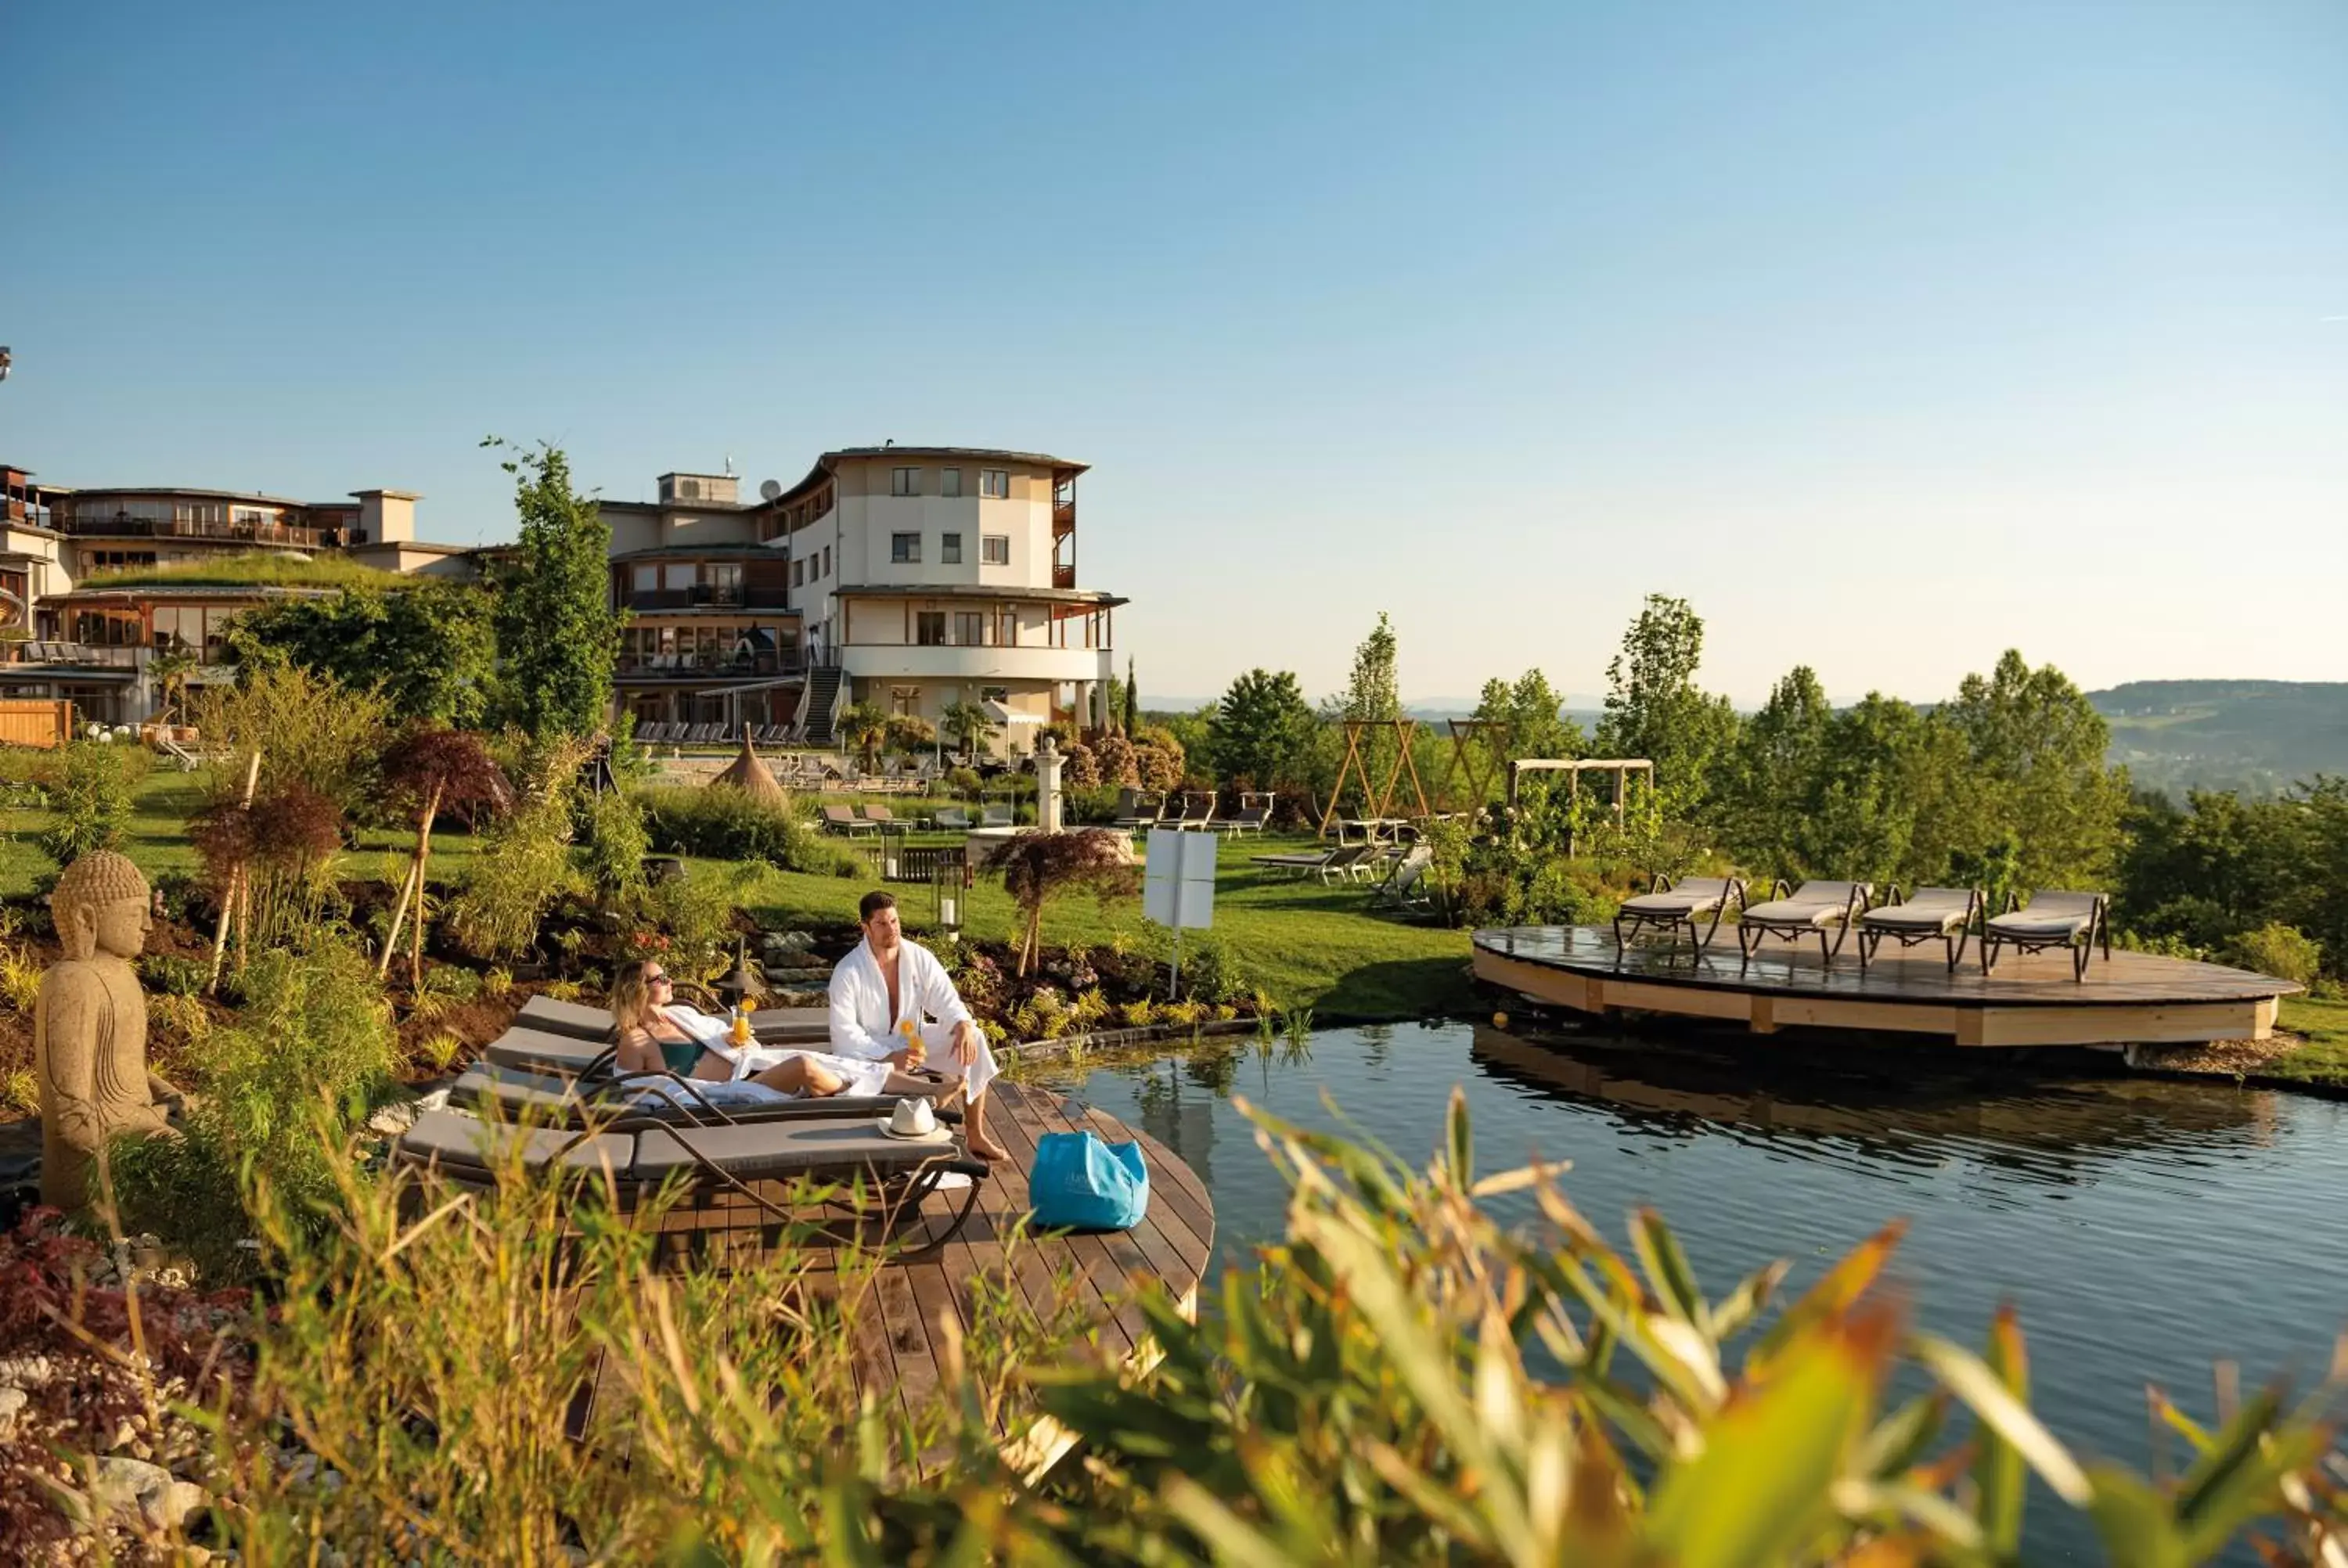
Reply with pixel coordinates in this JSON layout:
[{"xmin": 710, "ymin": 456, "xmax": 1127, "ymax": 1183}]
[{"xmin": 35, "ymin": 851, "xmax": 180, "ymax": 1214}]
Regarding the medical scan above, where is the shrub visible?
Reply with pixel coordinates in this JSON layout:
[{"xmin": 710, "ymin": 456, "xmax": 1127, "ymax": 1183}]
[
  {"xmin": 997, "ymin": 829, "xmax": 1140, "ymax": 976},
  {"xmin": 1133, "ymin": 741, "xmax": 1183, "ymax": 793},
  {"xmin": 191, "ymin": 782, "xmax": 348, "ymax": 951},
  {"xmin": 636, "ymin": 786, "xmax": 812, "ymax": 867},
  {"xmin": 110, "ymin": 939, "xmax": 398, "ymax": 1280},
  {"xmin": 38, "ymin": 741, "xmax": 135, "ymax": 862},
  {"xmin": 1061, "ymin": 742, "xmax": 1100, "ymax": 789},
  {"xmin": 0, "ymin": 942, "xmax": 42, "ymax": 1016},
  {"xmin": 445, "ymin": 765, "xmax": 583, "ymax": 962},
  {"xmin": 139, "ymin": 953, "xmax": 213, "ymax": 998},
  {"xmin": 2224, "ymin": 922, "xmax": 2323, "ymax": 987},
  {"xmin": 643, "ymin": 867, "xmax": 746, "ymax": 987},
  {"xmin": 578, "ymin": 788, "xmax": 651, "ymax": 901},
  {"xmin": 185, "ymin": 663, "xmax": 392, "ymax": 823},
  {"xmin": 1093, "ymin": 733, "xmax": 1139, "ymax": 787}
]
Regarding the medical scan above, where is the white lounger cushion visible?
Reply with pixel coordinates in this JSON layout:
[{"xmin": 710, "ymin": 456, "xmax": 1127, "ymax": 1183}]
[
  {"xmin": 1620, "ymin": 877, "xmax": 1735, "ymax": 916},
  {"xmin": 1986, "ymin": 890, "xmax": 2102, "ymax": 939},
  {"xmin": 1861, "ymin": 888, "xmax": 1975, "ymax": 931},
  {"xmin": 1742, "ymin": 881, "xmax": 1867, "ymax": 926}
]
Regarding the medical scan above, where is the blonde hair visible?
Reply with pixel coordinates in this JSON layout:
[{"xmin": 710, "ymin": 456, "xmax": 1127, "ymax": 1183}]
[{"xmin": 609, "ymin": 960, "xmax": 664, "ymax": 1040}]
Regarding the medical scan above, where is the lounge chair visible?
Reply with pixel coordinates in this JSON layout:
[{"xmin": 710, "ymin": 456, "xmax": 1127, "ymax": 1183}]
[
  {"xmin": 392, "ymin": 1106, "xmax": 988, "ymax": 1261},
  {"xmin": 1857, "ymin": 886, "xmax": 1983, "ymax": 971},
  {"xmin": 447, "ymin": 1063, "xmax": 961, "ymax": 1129},
  {"xmin": 1252, "ymin": 847, "xmax": 1334, "ymax": 878},
  {"xmin": 1613, "ymin": 875, "xmax": 1749, "ymax": 955},
  {"xmin": 1735, "ymin": 880, "xmax": 1874, "ymax": 967},
  {"xmin": 1111, "ymin": 789, "xmax": 1165, "ymax": 829},
  {"xmin": 932, "ymin": 806, "xmax": 973, "ymax": 831},
  {"xmin": 979, "ymin": 804, "xmax": 1013, "ymax": 829},
  {"xmin": 513, "ymin": 994, "xmax": 831, "ymax": 1048},
  {"xmin": 1981, "ymin": 890, "xmax": 2111, "ymax": 980},
  {"xmin": 1164, "ymin": 793, "xmax": 1216, "ymax": 831},
  {"xmin": 822, "ymin": 804, "xmax": 877, "ymax": 837},
  {"xmin": 1217, "ymin": 793, "xmax": 1273, "ymax": 836},
  {"xmin": 1372, "ymin": 845, "xmax": 1434, "ymax": 908},
  {"xmin": 862, "ymin": 804, "xmax": 903, "ymax": 833}
]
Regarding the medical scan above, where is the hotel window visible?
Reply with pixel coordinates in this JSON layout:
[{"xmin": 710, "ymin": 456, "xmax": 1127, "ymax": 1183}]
[
  {"xmin": 980, "ymin": 469, "xmax": 1009, "ymax": 499},
  {"xmin": 891, "ymin": 533, "xmax": 920, "ymax": 563},
  {"xmin": 792, "ymin": 559, "xmax": 805, "ymax": 589},
  {"xmin": 703, "ymin": 563, "xmax": 743, "ymax": 603},
  {"xmin": 940, "ymin": 532, "xmax": 962, "ymax": 565},
  {"xmin": 981, "ymin": 534, "xmax": 1010, "ymax": 565},
  {"xmin": 954, "ymin": 611, "xmax": 985, "ymax": 646},
  {"xmin": 890, "ymin": 686, "xmax": 920, "ymax": 717},
  {"xmin": 632, "ymin": 564, "xmax": 658, "ymax": 594},
  {"xmin": 891, "ymin": 466, "xmax": 920, "ymax": 497},
  {"xmin": 822, "ymin": 546, "xmax": 831, "ymax": 577},
  {"xmin": 916, "ymin": 611, "xmax": 947, "ymax": 646},
  {"xmin": 939, "ymin": 468, "xmax": 963, "ymax": 498}
]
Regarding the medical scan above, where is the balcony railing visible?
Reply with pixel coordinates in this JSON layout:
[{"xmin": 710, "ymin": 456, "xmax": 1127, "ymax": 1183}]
[
  {"xmin": 6, "ymin": 641, "xmax": 143, "ymax": 668},
  {"xmin": 618, "ymin": 586, "xmax": 793, "ymax": 612},
  {"xmin": 1053, "ymin": 563, "xmax": 1076, "ymax": 589},
  {"xmin": 615, "ymin": 650, "xmax": 805, "ymax": 679},
  {"xmin": 61, "ymin": 516, "xmax": 332, "ymax": 548}
]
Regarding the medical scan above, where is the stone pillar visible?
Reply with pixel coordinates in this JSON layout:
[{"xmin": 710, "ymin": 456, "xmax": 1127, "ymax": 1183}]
[{"xmin": 1036, "ymin": 734, "xmax": 1065, "ymax": 833}]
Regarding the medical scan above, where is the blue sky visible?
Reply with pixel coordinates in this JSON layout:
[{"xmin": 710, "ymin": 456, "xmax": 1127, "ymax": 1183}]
[{"xmin": 5, "ymin": 1, "xmax": 2343, "ymax": 706}]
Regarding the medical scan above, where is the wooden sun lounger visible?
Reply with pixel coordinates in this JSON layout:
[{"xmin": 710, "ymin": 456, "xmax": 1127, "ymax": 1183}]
[
  {"xmin": 822, "ymin": 804, "xmax": 878, "ymax": 836},
  {"xmin": 447, "ymin": 1063, "xmax": 961, "ymax": 1128},
  {"xmin": 393, "ymin": 1107, "xmax": 988, "ymax": 1261},
  {"xmin": 1857, "ymin": 886, "xmax": 1983, "ymax": 971},
  {"xmin": 1981, "ymin": 890, "xmax": 2111, "ymax": 980},
  {"xmin": 1736, "ymin": 879, "xmax": 1874, "ymax": 967},
  {"xmin": 513, "ymin": 995, "xmax": 830, "ymax": 1048},
  {"xmin": 1613, "ymin": 874, "xmax": 1748, "ymax": 954}
]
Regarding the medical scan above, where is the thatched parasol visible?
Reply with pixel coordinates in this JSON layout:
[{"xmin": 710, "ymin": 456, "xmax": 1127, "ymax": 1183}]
[{"xmin": 711, "ymin": 731, "xmax": 788, "ymax": 805}]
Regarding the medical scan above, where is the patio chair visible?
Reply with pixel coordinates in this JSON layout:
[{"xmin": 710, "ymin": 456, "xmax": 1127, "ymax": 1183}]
[
  {"xmin": 392, "ymin": 1107, "xmax": 989, "ymax": 1261},
  {"xmin": 513, "ymin": 994, "xmax": 831, "ymax": 1049},
  {"xmin": 1981, "ymin": 890, "xmax": 2111, "ymax": 980},
  {"xmin": 1372, "ymin": 845, "xmax": 1434, "ymax": 908},
  {"xmin": 1736, "ymin": 880, "xmax": 1874, "ymax": 968},
  {"xmin": 448, "ymin": 1062, "xmax": 962, "ymax": 1129},
  {"xmin": 1217, "ymin": 793, "xmax": 1274, "ymax": 836},
  {"xmin": 821, "ymin": 804, "xmax": 877, "ymax": 837},
  {"xmin": 1613, "ymin": 875, "xmax": 1749, "ymax": 955},
  {"xmin": 1111, "ymin": 789, "xmax": 1165, "ymax": 829},
  {"xmin": 932, "ymin": 805, "xmax": 974, "ymax": 831},
  {"xmin": 1857, "ymin": 886, "xmax": 1984, "ymax": 972},
  {"xmin": 980, "ymin": 804, "xmax": 1014, "ymax": 829},
  {"xmin": 862, "ymin": 804, "xmax": 904, "ymax": 833}
]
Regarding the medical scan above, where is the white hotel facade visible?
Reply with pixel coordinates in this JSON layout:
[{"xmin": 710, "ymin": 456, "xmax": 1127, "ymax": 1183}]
[{"xmin": 756, "ymin": 447, "xmax": 1122, "ymax": 750}]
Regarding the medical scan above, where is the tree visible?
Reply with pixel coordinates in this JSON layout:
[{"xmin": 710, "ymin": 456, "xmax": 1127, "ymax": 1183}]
[
  {"xmin": 1123, "ymin": 656, "xmax": 1139, "ymax": 735},
  {"xmin": 1212, "ymin": 669, "xmax": 1319, "ymax": 790},
  {"xmin": 1341, "ymin": 612, "xmax": 1401, "ymax": 725},
  {"xmin": 941, "ymin": 699, "xmax": 996, "ymax": 757},
  {"xmin": 376, "ymin": 725, "xmax": 512, "ymax": 985},
  {"xmin": 1467, "ymin": 670, "xmax": 1585, "ymax": 807},
  {"xmin": 1718, "ymin": 666, "xmax": 1834, "ymax": 877},
  {"xmin": 485, "ymin": 440, "xmax": 618, "ymax": 741},
  {"xmin": 836, "ymin": 702, "xmax": 889, "ymax": 771},
  {"xmin": 996, "ymin": 829, "xmax": 1138, "ymax": 975},
  {"xmin": 230, "ymin": 581, "xmax": 498, "ymax": 728},
  {"xmin": 1594, "ymin": 595, "xmax": 1739, "ymax": 812},
  {"xmin": 1943, "ymin": 650, "xmax": 2127, "ymax": 890},
  {"xmin": 885, "ymin": 713, "xmax": 936, "ymax": 754}
]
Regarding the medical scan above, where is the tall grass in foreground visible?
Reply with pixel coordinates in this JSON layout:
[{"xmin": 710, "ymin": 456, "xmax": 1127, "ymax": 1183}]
[{"xmin": 26, "ymin": 1090, "xmax": 2348, "ymax": 1563}]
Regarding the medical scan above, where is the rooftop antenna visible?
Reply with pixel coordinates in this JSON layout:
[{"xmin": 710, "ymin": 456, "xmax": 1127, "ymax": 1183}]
[{"xmin": 724, "ymin": 453, "xmax": 736, "ymax": 477}]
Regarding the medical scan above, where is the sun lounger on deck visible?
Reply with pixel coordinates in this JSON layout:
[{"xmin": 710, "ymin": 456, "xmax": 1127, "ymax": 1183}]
[
  {"xmin": 447, "ymin": 1063, "xmax": 961, "ymax": 1128},
  {"xmin": 392, "ymin": 1106, "xmax": 987, "ymax": 1260},
  {"xmin": 1981, "ymin": 890, "xmax": 2110, "ymax": 980},
  {"xmin": 1857, "ymin": 886, "xmax": 1982, "ymax": 971},
  {"xmin": 1736, "ymin": 879, "xmax": 1874, "ymax": 967},
  {"xmin": 513, "ymin": 995, "xmax": 830, "ymax": 1048},
  {"xmin": 1613, "ymin": 874, "xmax": 1748, "ymax": 954}
]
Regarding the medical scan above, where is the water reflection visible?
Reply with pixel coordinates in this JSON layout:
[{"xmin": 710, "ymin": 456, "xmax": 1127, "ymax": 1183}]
[{"xmin": 1468, "ymin": 1026, "xmax": 2281, "ymax": 1203}]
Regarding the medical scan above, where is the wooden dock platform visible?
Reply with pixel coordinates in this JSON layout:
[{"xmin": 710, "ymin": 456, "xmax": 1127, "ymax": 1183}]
[{"xmin": 1475, "ymin": 925, "xmax": 2298, "ymax": 1048}]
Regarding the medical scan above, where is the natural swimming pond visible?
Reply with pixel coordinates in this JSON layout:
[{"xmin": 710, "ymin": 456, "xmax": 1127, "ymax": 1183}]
[{"xmin": 1027, "ymin": 1020, "xmax": 2348, "ymax": 1564}]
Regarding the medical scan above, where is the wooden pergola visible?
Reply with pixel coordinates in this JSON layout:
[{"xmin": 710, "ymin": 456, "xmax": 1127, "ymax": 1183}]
[{"xmin": 1505, "ymin": 757, "xmax": 1654, "ymax": 851}]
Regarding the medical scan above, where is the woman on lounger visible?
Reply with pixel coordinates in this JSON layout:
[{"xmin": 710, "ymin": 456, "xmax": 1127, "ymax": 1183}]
[{"xmin": 608, "ymin": 960, "xmax": 903, "ymax": 1101}]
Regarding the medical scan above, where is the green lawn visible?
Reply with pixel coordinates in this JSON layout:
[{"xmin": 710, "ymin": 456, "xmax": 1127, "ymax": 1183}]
[
  {"xmin": 2263, "ymin": 997, "xmax": 2348, "ymax": 1088},
  {"xmin": 1, "ymin": 771, "xmax": 1474, "ymax": 1022}
]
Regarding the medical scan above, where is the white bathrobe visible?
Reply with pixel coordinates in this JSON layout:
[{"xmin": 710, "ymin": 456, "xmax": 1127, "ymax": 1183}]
[{"xmin": 827, "ymin": 938, "xmax": 999, "ymax": 1103}]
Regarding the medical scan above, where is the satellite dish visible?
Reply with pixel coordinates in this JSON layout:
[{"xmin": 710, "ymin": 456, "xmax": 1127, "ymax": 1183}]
[{"xmin": 759, "ymin": 479, "xmax": 783, "ymax": 502}]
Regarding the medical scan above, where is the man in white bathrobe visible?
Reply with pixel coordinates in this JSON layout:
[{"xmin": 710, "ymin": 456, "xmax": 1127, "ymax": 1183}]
[{"xmin": 829, "ymin": 890, "xmax": 1007, "ymax": 1160}]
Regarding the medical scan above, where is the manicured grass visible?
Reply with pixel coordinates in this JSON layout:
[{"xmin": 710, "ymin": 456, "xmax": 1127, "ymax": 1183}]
[
  {"xmin": 2261, "ymin": 996, "xmax": 2348, "ymax": 1087},
  {"xmin": 0, "ymin": 772, "xmax": 1474, "ymax": 1021}
]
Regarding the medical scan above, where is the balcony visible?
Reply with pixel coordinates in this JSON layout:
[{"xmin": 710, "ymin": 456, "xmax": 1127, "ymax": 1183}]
[
  {"xmin": 1052, "ymin": 498, "xmax": 1075, "ymax": 538},
  {"xmin": 62, "ymin": 516, "xmax": 332, "ymax": 548},
  {"xmin": 615, "ymin": 649, "xmax": 806, "ymax": 680},
  {"xmin": 5, "ymin": 641, "xmax": 144, "ymax": 669},
  {"xmin": 618, "ymin": 585, "xmax": 793, "ymax": 612},
  {"xmin": 1053, "ymin": 563, "xmax": 1076, "ymax": 589}
]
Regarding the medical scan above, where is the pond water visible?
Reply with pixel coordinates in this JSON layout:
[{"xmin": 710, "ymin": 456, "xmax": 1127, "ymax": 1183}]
[{"xmin": 1027, "ymin": 1021, "xmax": 2348, "ymax": 1564}]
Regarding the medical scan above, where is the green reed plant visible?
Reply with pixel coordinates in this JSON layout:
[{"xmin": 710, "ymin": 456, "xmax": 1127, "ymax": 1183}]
[{"xmin": 37, "ymin": 740, "xmax": 138, "ymax": 863}]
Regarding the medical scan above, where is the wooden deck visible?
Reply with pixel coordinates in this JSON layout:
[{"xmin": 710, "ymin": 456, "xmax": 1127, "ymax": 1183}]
[
  {"xmin": 579, "ymin": 1082, "xmax": 1215, "ymax": 1477},
  {"xmin": 1475, "ymin": 925, "xmax": 2299, "ymax": 1048}
]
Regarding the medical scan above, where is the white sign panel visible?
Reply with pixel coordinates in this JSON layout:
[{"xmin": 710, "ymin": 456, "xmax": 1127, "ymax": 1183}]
[{"xmin": 1143, "ymin": 828, "xmax": 1216, "ymax": 930}]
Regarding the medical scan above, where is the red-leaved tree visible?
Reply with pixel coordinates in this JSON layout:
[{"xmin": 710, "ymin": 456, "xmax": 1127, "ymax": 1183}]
[{"xmin": 996, "ymin": 829, "xmax": 1139, "ymax": 976}]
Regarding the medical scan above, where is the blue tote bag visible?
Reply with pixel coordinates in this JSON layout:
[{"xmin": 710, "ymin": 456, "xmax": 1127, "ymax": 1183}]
[{"xmin": 1026, "ymin": 1129, "xmax": 1150, "ymax": 1232}]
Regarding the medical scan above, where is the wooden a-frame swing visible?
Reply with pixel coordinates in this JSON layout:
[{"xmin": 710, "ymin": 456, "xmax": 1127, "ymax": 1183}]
[{"xmin": 1316, "ymin": 718, "xmax": 1435, "ymax": 838}]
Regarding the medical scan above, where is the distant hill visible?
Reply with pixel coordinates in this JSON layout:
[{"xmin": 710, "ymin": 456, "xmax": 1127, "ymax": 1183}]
[{"xmin": 2088, "ymin": 681, "xmax": 2348, "ymax": 798}]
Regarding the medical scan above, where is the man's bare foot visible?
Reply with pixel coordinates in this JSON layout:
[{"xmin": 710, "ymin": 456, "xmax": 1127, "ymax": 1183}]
[{"xmin": 967, "ymin": 1131, "xmax": 1010, "ymax": 1161}]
